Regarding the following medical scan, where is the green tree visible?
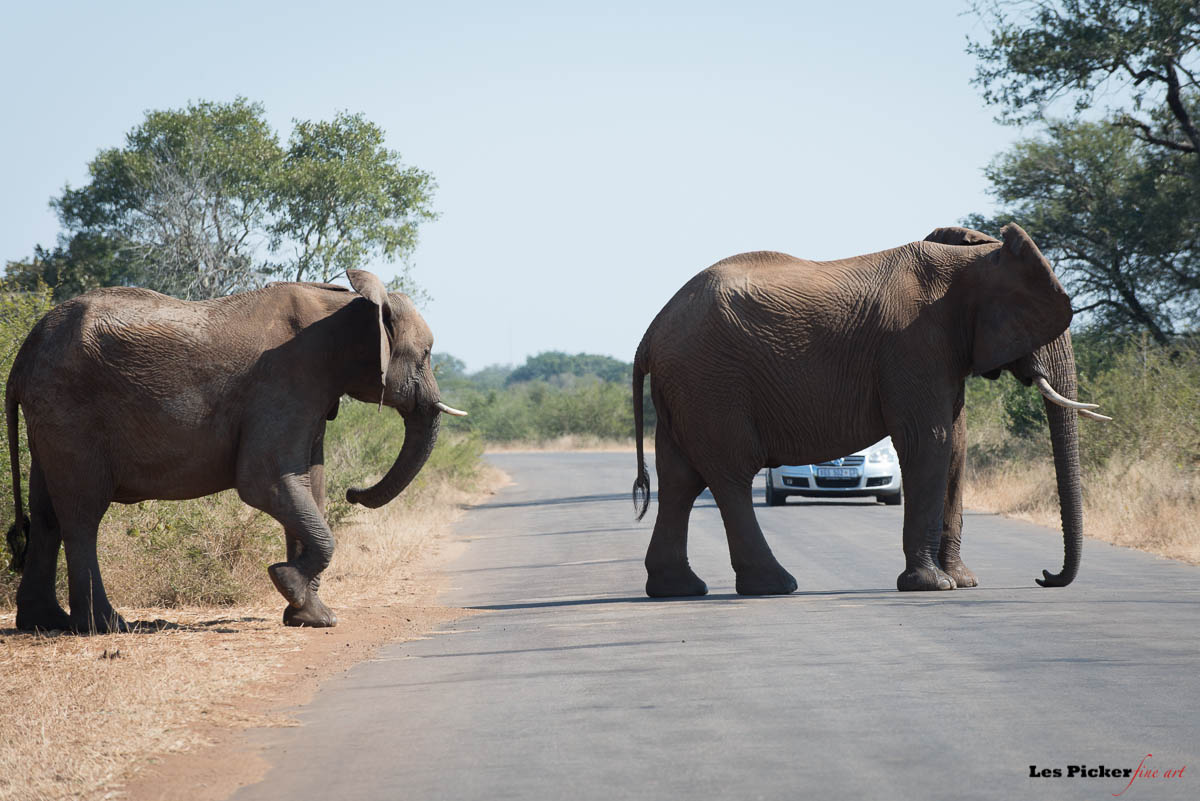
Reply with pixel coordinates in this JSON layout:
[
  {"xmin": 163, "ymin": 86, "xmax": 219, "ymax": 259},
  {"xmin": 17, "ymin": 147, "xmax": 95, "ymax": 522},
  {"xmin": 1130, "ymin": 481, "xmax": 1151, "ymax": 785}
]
[
  {"xmin": 968, "ymin": 2, "xmax": 1200, "ymax": 342},
  {"xmin": 52, "ymin": 98, "xmax": 282, "ymax": 298},
  {"xmin": 968, "ymin": 0, "xmax": 1200, "ymax": 158},
  {"xmin": 506, "ymin": 351, "xmax": 632, "ymax": 385},
  {"xmin": 965, "ymin": 121, "xmax": 1200, "ymax": 343},
  {"xmin": 4, "ymin": 233, "xmax": 139, "ymax": 301},
  {"xmin": 466, "ymin": 364, "xmax": 515, "ymax": 390},
  {"xmin": 10, "ymin": 100, "xmax": 437, "ymax": 302},
  {"xmin": 271, "ymin": 112, "xmax": 437, "ymax": 284},
  {"xmin": 432, "ymin": 352, "xmax": 467, "ymax": 378}
]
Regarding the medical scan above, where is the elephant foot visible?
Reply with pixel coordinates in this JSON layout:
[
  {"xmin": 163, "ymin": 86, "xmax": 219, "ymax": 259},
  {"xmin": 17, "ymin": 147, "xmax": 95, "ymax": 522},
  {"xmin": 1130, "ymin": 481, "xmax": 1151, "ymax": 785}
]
[
  {"xmin": 897, "ymin": 566, "xmax": 957, "ymax": 592},
  {"xmin": 15, "ymin": 601, "xmax": 72, "ymax": 632},
  {"xmin": 735, "ymin": 564, "xmax": 798, "ymax": 596},
  {"xmin": 70, "ymin": 608, "xmax": 130, "ymax": 635},
  {"xmin": 283, "ymin": 593, "xmax": 338, "ymax": 628},
  {"xmin": 646, "ymin": 566, "xmax": 708, "ymax": 598},
  {"xmin": 268, "ymin": 562, "xmax": 310, "ymax": 609},
  {"xmin": 941, "ymin": 560, "xmax": 979, "ymax": 588}
]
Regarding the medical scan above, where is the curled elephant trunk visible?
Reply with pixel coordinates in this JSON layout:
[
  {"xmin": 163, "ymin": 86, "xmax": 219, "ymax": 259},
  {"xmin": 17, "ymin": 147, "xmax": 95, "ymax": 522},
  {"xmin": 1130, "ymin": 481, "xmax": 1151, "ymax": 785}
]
[
  {"xmin": 1034, "ymin": 332, "xmax": 1084, "ymax": 587},
  {"xmin": 346, "ymin": 407, "xmax": 441, "ymax": 508}
]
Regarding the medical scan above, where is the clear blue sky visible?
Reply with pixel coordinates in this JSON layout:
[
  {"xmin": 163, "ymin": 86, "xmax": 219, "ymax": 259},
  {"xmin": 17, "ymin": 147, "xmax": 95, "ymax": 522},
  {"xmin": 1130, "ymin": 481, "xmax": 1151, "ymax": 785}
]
[{"xmin": 1, "ymin": 1, "xmax": 1023, "ymax": 371}]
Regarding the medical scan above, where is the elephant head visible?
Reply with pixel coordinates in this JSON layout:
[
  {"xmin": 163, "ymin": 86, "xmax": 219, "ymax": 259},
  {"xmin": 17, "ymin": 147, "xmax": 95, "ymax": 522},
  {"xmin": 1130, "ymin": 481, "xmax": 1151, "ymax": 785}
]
[
  {"xmin": 927, "ymin": 223, "xmax": 1109, "ymax": 587},
  {"xmin": 342, "ymin": 269, "xmax": 466, "ymax": 509}
]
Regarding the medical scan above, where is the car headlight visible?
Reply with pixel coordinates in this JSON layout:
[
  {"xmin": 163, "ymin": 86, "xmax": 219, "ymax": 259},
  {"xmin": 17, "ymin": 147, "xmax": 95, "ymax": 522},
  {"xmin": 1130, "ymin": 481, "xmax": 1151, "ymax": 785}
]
[{"xmin": 868, "ymin": 449, "xmax": 897, "ymax": 464}]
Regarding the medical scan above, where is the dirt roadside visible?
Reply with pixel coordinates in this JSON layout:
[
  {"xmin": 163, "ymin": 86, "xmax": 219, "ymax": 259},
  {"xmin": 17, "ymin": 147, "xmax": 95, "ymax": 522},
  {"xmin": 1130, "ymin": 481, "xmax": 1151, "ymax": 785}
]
[
  {"xmin": 115, "ymin": 551, "xmax": 472, "ymax": 801},
  {"xmin": 0, "ymin": 467, "xmax": 507, "ymax": 801}
]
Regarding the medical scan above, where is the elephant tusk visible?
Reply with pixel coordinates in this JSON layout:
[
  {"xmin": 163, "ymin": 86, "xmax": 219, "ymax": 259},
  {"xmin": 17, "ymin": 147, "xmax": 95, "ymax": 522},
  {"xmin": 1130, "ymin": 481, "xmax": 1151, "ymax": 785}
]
[
  {"xmin": 1034, "ymin": 377, "xmax": 1100, "ymax": 410},
  {"xmin": 434, "ymin": 401, "xmax": 468, "ymax": 417},
  {"xmin": 1079, "ymin": 409, "xmax": 1113, "ymax": 422}
]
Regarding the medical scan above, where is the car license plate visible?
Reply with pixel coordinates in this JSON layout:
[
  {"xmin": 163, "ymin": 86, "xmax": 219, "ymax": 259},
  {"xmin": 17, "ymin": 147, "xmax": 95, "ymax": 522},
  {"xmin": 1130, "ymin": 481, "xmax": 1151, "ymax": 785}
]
[{"xmin": 817, "ymin": 467, "xmax": 858, "ymax": 479}]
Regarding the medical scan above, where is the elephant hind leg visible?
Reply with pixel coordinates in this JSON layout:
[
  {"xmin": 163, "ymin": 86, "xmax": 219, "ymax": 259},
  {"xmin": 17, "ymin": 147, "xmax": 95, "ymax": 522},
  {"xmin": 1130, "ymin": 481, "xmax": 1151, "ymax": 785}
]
[
  {"xmin": 14, "ymin": 460, "xmax": 71, "ymax": 632},
  {"xmin": 58, "ymin": 498, "xmax": 127, "ymax": 634},
  {"xmin": 707, "ymin": 474, "xmax": 797, "ymax": 596},
  {"xmin": 644, "ymin": 428, "xmax": 708, "ymax": 598}
]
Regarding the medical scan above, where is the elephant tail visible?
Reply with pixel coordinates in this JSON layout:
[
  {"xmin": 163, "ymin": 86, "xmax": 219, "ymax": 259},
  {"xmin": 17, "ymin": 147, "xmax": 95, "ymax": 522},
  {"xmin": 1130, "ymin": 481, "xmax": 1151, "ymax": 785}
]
[
  {"xmin": 5, "ymin": 388, "xmax": 27, "ymax": 573},
  {"xmin": 632, "ymin": 341, "xmax": 651, "ymax": 521}
]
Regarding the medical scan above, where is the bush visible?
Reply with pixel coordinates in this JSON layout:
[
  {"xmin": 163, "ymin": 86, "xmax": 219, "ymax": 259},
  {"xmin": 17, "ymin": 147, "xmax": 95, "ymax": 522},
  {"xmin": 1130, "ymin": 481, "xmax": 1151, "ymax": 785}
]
[
  {"xmin": 0, "ymin": 282, "xmax": 55, "ymax": 539},
  {"xmin": 965, "ymin": 335, "xmax": 1200, "ymax": 471},
  {"xmin": 1077, "ymin": 337, "xmax": 1200, "ymax": 469}
]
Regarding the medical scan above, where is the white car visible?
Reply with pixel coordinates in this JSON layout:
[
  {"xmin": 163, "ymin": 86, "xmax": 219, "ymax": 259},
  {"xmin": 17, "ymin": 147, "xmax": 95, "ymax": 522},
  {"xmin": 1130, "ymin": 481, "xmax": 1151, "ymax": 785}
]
[{"xmin": 764, "ymin": 437, "xmax": 902, "ymax": 506}]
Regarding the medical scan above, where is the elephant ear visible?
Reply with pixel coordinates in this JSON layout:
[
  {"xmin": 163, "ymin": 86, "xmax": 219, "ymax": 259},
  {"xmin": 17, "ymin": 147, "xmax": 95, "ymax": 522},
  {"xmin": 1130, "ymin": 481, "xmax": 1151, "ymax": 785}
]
[
  {"xmin": 924, "ymin": 226, "xmax": 1000, "ymax": 246},
  {"xmin": 971, "ymin": 223, "xmax": 1073, "ymax": 376},
  {"xmin": 347, "ymin": 269, "xmax": 391, "ymax": 390}
]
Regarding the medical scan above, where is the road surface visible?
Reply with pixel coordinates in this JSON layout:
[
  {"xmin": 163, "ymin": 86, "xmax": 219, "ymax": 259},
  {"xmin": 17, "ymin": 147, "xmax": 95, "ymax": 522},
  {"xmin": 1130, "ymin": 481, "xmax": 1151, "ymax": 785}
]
[{"xmin": 232, "ymin": 453, "xmax": 1198, "ymax": 800}]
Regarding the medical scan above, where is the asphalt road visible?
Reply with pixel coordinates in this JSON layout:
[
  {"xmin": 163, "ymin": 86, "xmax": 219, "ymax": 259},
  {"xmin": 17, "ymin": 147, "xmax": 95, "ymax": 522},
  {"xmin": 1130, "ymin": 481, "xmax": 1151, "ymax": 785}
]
[{"xmin": 232, "ymin": 453, "xmax": 1198, "ymax": 801}]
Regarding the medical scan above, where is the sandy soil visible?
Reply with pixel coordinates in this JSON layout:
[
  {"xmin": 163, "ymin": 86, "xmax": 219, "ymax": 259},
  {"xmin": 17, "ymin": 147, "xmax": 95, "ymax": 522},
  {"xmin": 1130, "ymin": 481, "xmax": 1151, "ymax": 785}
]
[
  {"xmin": 0, "ymin": 467, "xmax": 506, "ymax": 801},
  {"xmin": 116, "ymin": 550, "xmax": 471, "ymax": 801}
]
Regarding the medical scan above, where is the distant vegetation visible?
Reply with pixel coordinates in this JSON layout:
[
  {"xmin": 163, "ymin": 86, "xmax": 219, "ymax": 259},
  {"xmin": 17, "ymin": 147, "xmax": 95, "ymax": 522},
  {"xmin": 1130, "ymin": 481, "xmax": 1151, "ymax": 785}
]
[{"xmin": 434, "ymin": 350, "xmax": 654, "ymax": 444}]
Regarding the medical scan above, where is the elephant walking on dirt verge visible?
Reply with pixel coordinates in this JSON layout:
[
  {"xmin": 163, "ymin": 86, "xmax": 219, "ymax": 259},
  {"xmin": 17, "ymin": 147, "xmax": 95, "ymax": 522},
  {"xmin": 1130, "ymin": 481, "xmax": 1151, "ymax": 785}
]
[
  {"xmin": 6, "ymin": 270, "xmax": 466, "ymax": 632},
  {"xmin": 631, "ymin": 224, "xmax": 1109, "ymax": 597}
]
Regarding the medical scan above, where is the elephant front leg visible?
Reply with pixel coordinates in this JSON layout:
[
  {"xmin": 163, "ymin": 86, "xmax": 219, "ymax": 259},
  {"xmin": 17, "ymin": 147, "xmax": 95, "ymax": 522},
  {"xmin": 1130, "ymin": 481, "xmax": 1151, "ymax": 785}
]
[
  {"xmin": 280, "ymin": 430, "xmax": 337, "ymax": 627},
  {"xmin": 938, "ymin": 405, "xmax": 978, "ymax": 589},
  {"xmin": 282, "ymin": 535, "xmax": 338, "ymax": 628},
  {"xmin": 243, "ymin": 469, "xmax": 338, "ymax": 628},
  {"xmin": 895, "ymin": 424, "xmax": 957, "ymax": 592}
]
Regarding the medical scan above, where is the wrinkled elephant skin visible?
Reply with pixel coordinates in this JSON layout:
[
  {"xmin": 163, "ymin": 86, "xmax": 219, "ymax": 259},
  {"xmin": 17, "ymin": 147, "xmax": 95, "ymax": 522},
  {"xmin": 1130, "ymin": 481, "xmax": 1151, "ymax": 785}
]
[
  {"xmin": 6, "ymin": 270, "xmax": 458, "ymax": 633},
  {"xmin": 632, "ymin": 224, "xmax": 1096, "ymax": 596}
]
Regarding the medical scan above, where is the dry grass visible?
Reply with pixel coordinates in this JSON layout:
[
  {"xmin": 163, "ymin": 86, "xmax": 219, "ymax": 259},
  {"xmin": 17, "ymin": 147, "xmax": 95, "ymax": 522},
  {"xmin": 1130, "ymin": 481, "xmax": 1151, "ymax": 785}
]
[
  {"xmin": 318, "ymin": 468, "xmax": 503, "ymax": 608},
  {"xmin": 484, "ymin": 434, "xmax": 650, "ymax": 453},
  {"xmin": 965, "ymin": 454, "xmax": 1200, "ymax": 565},
  {"xmin": 0, "ymin": 608, "xmax": 289, "ymax": 801},
  {"xmin": 0, "ymin": 462, "xmax": 506, "ymax": 801}
]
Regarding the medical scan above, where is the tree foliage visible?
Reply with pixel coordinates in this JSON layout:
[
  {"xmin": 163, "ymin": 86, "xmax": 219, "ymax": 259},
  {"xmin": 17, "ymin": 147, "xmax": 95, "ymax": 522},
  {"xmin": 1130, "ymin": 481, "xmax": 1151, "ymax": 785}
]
[
  {"xmin": 969, "ymin": 0, "xmax": 1200, "ymax": 157},
  {"xmin": 506, "ymin": 351, "xmax": 632, "ymax": 385},
  {"xmin": 966, "ymin": 121, "xmax": 1200, "ymax": 342},
  {"xmin": 271, "ymin": 112, "xmax": 437, "ymax": 284},
  {"xmin": 10, "ymin": 99, "xmax": 435, "ymax": 300},
  {"xmin": 4, "ymin": 234, "xmax": 139, "ymax": 302},
  {"xmin": 968, "ymin": 1, "xmax": 1200, "ymax": 341},
  {"xmin": 52, "ymin": 98, "xmax": 281, "ymax": 298}
]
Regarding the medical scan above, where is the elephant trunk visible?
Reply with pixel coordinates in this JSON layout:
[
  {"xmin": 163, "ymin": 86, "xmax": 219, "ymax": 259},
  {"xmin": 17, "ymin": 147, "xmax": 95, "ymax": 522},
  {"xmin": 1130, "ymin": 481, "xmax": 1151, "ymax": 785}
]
[
  {"xmin": 1035, "ymin": 331, "xmax": 1083, "ymax": 587},
  {"xmin": 346, "ymin": 407, "xmax": 441, "ymax": 509}
]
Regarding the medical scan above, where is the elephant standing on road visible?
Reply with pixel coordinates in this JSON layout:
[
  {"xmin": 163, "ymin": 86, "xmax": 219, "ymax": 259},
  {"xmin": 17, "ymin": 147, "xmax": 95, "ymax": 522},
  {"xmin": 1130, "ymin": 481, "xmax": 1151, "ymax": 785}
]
[
  {"xmin": 632, "ymin": 224, "xmax": 1108, "ymax": 597},
  {"xmin": 6, "ymin": 270, "xmax": 466, "ymax": 632}
]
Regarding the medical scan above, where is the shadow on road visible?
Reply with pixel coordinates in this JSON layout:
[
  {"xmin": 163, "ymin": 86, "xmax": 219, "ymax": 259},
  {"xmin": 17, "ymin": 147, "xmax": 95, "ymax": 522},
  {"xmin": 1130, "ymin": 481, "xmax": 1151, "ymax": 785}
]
[
  {"xmin": 406, "ymin": 639, "xmax": 673, "ymax": 659},
  {"xmin": 764, "ymin": 500, "xmax": 892, "ymax": 508},
  {"xmin": 471, "ymin": 587, "xmax": 900, "ymax": 611},
  {"xmin": 450, "ymin": 557, "xmax": 643, "ymax": 574},
  {"xmin": 474, "ymin": 491, "xmax": 718, "ymax": 511},
  {"xmin": 475, "ymin": 492, "xmax": 639, "ymax": 509}
]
